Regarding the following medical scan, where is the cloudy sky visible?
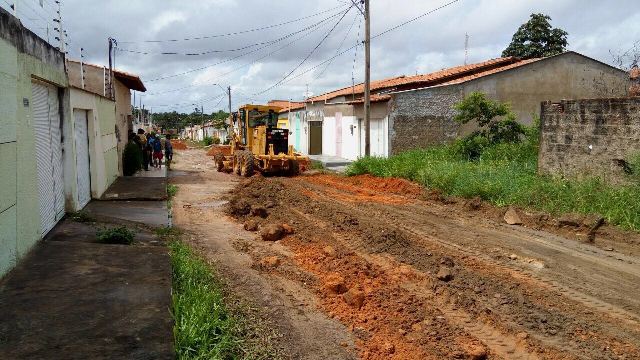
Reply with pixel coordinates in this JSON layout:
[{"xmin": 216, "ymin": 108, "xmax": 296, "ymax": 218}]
[{"xmin": 6, "ymin": 0, "xmax": 640, "ymax": 113}]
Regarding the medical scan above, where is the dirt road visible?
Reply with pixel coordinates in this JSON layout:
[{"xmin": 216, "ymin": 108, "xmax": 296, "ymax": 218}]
[{"xmin": 171, "ymin": 149, "xmax": 640, "ymax": 360}]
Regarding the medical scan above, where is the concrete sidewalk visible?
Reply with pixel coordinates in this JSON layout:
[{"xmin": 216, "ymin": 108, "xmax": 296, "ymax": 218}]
[
  {"xmin": 0, "ymin": 178, "xmax": 173, "ymax": 359},
  {"xmin": 102, "ymin": 166, "xmax": 168, "ymax": 201},
  {"xmin": 309, "ymin": 154, "xmax": 352, "ymax": 173}
]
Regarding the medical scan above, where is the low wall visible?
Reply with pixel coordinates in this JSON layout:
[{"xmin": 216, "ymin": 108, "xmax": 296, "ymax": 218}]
[{"xmin": 539, "ymin": 98, "xmax": 640, "ymax": 183}]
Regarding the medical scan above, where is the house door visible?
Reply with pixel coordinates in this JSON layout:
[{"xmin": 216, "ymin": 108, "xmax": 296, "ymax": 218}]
[
  {"xmin": 309, "ymin": 121, "xmax": 322, "ymax": 155},
  {"xmin": 74, "ymin": 109, "xmax": 91, "ymax": 209},
  {"xmin": 32, "ymin": 80, "xmax": 65, "ymax": 236}
]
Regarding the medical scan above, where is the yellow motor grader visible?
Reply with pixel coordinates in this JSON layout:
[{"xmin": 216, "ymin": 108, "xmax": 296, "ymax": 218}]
[{"xmin": 214, "ymin": 104, "xmax": 309, "ymax": 177}]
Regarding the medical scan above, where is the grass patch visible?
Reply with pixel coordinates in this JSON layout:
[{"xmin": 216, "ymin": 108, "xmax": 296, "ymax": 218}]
[
  {"xmin": 169, "ymin": 237, "xmax": 281, "ymax": 360},
  {"xmin": 96, "ymin": 226, "xmax": 135, "ymax": 245},
  {"xmin": 168, "ymin": 184, "xmax": 179, "ymax": 199},
  {"xmin": 69, "ymin": 211, "xmax": 95, "ymax": 223},
  {"xmin": 310, "ymin": 160, "xmax": 325, "ymax": 170},
  {"xmin": 347, "ymin": 141, "xmax": 640, "ymax": 231}
]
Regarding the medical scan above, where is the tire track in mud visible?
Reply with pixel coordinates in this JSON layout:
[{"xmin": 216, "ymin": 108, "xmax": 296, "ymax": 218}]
[
  {"xmin": 289, "ymin": 178, "xmax": 640, "ymax": 359},
  {"xmin": 384, "ymin": 204, "xmax": 640, "ymax": 327},
  {"xmin": 289, "ymin": 208, "xmax": 531, "ymax": 360}
]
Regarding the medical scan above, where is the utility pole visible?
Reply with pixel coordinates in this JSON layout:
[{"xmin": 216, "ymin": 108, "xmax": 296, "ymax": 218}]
[
  {"xmin": 108, "ymin": 37, "xmax": 117, "ymax": 99},
  {"xmin": 227, "ymin": 86, "xmax": 232, "ymax": 116},
  {"xmin": 464, "ymin": 33, "xmax": 469, "ymax": 65},
  {"xmin": 80, "ymin": 47, "xmax": 85, "ymax": 89},
  {"xmin": 364, "ymin": 0, "xmax": 371, "ymax": 156}
]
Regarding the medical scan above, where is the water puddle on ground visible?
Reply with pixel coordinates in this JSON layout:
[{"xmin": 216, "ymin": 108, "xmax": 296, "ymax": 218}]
[{"xmin": 195, "ymin": 200, "xmax": 228, "ymax": 208}]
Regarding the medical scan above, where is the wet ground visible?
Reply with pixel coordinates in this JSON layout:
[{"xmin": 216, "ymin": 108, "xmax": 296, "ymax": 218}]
[
  {"xmin": 172, "ymin": 148, "xmax": 640, "ymax": 360},
  {"xmin": 0, "ymin": 174, "xmax": 172, "ymax": 359}
]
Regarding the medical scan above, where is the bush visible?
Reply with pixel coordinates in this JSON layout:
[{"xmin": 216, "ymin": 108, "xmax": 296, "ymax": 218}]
[
  {"xmin": 203, "ymin": 136, "xmax": 214, "ymax": 146},
  {"xmin": 453, "ymin": 92, "xmax": 526, "ymax": 159},
  {"xmin": 123, "ymin": 141, "xmax": 143, "ymax": 176},
  {"xmin": 213, "ymin": 137, "xmax": 221, "ymax": 145},
  {"xmin": 97, "ymin": 226, "xmax": 135, "ymax": 245}
]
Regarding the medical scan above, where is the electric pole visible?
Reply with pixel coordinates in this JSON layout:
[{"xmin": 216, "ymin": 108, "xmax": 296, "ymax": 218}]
[
  {"xmin": 364, "ymin": 0, "xmax": 371, "ymax": 156},
  {"xmin": 108, "ymin": 37, "xmax": 117, "ymax": 99},
  {"xmin": 227, "ymin": 86, "xmax": 232, "ymax": 116}
]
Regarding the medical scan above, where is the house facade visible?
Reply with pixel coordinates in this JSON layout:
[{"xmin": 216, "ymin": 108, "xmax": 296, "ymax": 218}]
[
  {"xmin": 1, "ymin": 8, "xmax": 70, "ymax": 277},
  {"xmin": 297, "ymin": 52, "xmax": 630, "ymax": 159}
]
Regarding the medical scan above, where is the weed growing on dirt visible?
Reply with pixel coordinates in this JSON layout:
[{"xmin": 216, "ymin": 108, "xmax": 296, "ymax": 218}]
[
  {"xmin": 168, "ymin": 184, "xmax": 179, "ymax": 199},
  {"xmin": 170, "ymin": 239, "xmax": 281, "ymax": 360},
  {"xmin": 96, "ymin": 226, "xmax": 135, "ymax": 245},
  {"xmin": 347, "ymin": 141, "xmax": 640, "ymax": 231},
  {"xmin": 68, "ymin": 211, "xmax": 95, "ymax": 223},
  {"xmin": 310, "ymin": 160, "xmax": 325, "ymax": 170}
]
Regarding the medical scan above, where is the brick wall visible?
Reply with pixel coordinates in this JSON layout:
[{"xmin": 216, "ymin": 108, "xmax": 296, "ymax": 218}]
[
  {"xmin": 389, "ymin": 86, "xmax": 462, "ymax": 155},
  {"xmin": 539, "ymin": 98, "xmax": 640, "ymax": 183}
]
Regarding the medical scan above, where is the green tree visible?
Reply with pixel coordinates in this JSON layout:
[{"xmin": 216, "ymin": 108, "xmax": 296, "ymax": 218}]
[
  {"xmin": 454, "ymin": 92, "xmax": 525, "ymax": 159},
  {"xmin": 502, "ymin": 13, "xmax": 568, "ymax": 59}
]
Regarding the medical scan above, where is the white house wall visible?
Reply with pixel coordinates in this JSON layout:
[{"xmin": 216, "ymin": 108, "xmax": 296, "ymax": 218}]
[
  {"xmin": 322, "ymin": 116, "xmax": 336, "ymax": 156},
  {"xmin": 69, "ymin": 88, "xmax": 118, "ymax": 204}
]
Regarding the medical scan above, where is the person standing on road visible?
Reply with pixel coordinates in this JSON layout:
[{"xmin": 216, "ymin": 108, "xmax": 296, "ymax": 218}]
[
  {"xmin": 152, "ymin": 134, "xmax": 163, "ymax": 168},
  {"xmin": 137, "ymin": 129, "xmax": 149, "ymax": 171},
  {"xmin": 164, "ymin": 134, "xmax": 174, "ymax": 171},
  {"xmin": 146, "ymin": 132, "xmax": 156, "ymax": 169}
]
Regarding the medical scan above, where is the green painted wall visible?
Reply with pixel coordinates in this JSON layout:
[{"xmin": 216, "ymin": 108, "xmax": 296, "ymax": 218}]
[{"xmin": 0, "ymin": 31, "xmax": 68, "ymax": 278}]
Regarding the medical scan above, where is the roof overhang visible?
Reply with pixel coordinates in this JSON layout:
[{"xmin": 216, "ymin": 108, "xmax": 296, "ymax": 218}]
[{"xmin": 114, "ymin": 70, "xmax": 146, "ymax": 92}]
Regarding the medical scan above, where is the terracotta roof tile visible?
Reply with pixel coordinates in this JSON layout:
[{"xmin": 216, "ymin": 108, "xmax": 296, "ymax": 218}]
[
  {"xmin": 306, "ymin": 57, "xmax": 531, "ymax": 103},
  {"xmin": 268, "ymin": 100, "xmax": 304, "ymax": 110}
]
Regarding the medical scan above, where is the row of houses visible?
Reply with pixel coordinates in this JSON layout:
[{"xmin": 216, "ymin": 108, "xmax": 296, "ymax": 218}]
[
  {"xmin": 273, "ymin": 51, "xmax": 630, "ymax": 161},
  {"xmin": 182, "ymin": 122, "xmax": 228, "ymax": 142},
  {"xmin": 0, "ymin": 7, "xmax": 145, "ymax": 277}
]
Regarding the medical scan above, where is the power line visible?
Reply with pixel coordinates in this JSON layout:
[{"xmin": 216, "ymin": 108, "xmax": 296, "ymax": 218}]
[
  {"xmin": 252, "ymin": 5, "xmax": 353, "ymax": 96},
  {"xmin": 117, "ymin": 4, "xmax": 348, "ymax": 44},
  {"xmin": 314, "ymin": 10, "xmax": 359, "ymax": 80},
  {"xmin": 248, "ymin": 0, "xmax": 463, "ymax": 99},
  {"xmin": 116, "ymin": 8, "xmax": 346, "ymax": 57},
  {"xmin": 146, "ymin": 14, "xmax": 336, "ymax": 96},
  {"xmin": 372, "ymin": 0, "xmax": 461, "ymax": 40},
  {"xmin": 145, "ymin": 10, "xmax": 346, "ymax": 82}
]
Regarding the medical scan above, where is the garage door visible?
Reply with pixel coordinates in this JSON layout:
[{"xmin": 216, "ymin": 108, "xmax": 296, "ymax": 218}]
[
  {"xmin": 74, "ymin": 109, "xmax": 91, "ymax": 209},
  {"xmin": 32, "ymin": 80, "xmax": 65, "ymax": 236}
]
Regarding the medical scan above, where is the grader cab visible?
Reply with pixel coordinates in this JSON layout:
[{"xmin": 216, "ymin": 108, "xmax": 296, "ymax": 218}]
[{"xmin": 214, "ymin": 104, "xmax": 309, "ymax": 177}]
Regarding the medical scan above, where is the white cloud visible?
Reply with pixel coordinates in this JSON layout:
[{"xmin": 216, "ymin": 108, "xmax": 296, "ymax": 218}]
[
  {"xmin": 151, "ymin": 11, "xmax": 188, "ymax": 33},
  {"xmin": 57, "ymin": 0, "xmax": 640, "ymax": 112}
]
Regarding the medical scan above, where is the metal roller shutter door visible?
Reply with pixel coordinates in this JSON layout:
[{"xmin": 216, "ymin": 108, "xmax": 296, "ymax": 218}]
[{"xmin": 32, "ymin": 81, "xmax": 65, "ymax": 236}]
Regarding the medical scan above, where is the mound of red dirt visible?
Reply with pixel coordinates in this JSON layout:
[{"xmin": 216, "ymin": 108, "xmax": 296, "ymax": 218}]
[{"xmin": 170, "ymin": 140, "xmax": 187, "ymax": 150}]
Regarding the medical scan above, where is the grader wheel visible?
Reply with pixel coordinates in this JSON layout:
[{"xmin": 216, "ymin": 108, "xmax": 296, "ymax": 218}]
[
  {"xmin": 241, "ymin": 152, "xmax": 255, "ymax": 177},
  {"xmin": 214, "ymin": 153, "xmax": 225, "ymax": 172},
  {"xmin": 287, "ymin": 159, "xmax": 300, "ymax": 176},
  {"xmin": 233, "ymin": 152, "xmax": 242, "ymax": 175}
]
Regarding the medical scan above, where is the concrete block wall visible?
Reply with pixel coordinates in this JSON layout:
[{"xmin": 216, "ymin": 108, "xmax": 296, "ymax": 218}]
[
  {"xmin": 389, "ymin": 85, "xmax": 462, "ymax": 155},
  {"xmin": 539, "ymin": 98, "xmax": 640, "ymax": 183}
]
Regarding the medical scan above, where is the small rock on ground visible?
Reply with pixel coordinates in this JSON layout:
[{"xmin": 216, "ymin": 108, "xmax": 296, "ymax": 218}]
[
  {"xmin": 261, "ymin": 224, "xmax": 285, "ymax": 241},
  {"xmin": 343, "ymin": 288, "xmax": 366, "ymax": 309},
  {"xmin": 260, "ymin": 256, "xmax": 281, "ymax": 268},
  {"xmin": 251, "ymin": 205, "xmax": 268, "ymax": 218},
  {"xmin": 325, "ymin": 274, "xmax": 348, "ymax": 294},
  {"xmin": 436, "ymin": 266, "xmax": 454, "ymax": 282},
  {"xmin": 282, "ymin": 223, "xmax": 295, "ymax": 234},
  {"xmin": 504, "ymin": 207, "xmax": 522, "ymax": 225},
  {"xmin": 244, "ymin": 220, "xmax": 259, "ymax": 232}
]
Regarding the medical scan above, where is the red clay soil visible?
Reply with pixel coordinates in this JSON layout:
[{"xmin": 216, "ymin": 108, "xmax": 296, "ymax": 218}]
[
  {"xmin": 302, "ymin": 174, "xmax": 423, "ymax": 204},
  {"xmin": 171, "ymin": 139, "xmax": 188, "ymax": 150},
  {"xmin": 206, "ymin": 145, "xmax": 232, "ymax": 157},
  {"xmin": 227, "ymin": 173, "xmax": 640, "ymax": 360}
]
